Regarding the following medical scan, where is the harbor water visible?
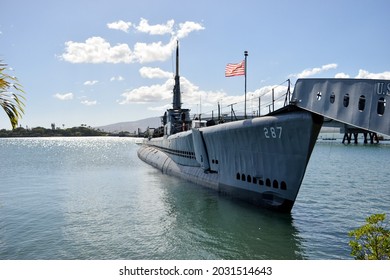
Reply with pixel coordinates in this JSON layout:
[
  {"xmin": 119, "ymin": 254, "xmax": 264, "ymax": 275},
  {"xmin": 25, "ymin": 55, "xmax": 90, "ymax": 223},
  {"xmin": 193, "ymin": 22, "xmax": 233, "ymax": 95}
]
[{"xmin": 0, "ymin": 137, "xmax": 389, "ymax": 260}]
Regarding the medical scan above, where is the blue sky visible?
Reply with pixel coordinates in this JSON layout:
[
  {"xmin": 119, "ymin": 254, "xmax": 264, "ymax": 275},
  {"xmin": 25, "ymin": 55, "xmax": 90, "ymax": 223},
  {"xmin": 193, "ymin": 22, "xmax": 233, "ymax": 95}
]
[{"xmin": 1, "ymin": 0, "xmax": 390, "ymax": 129}]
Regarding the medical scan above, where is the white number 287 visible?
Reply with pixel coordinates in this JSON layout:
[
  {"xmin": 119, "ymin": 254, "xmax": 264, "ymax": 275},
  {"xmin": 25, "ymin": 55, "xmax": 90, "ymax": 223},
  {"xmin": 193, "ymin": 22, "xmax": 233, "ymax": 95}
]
[{"xmin": 264, "ymin": 126, "xmax": 282, "ymax": 139}]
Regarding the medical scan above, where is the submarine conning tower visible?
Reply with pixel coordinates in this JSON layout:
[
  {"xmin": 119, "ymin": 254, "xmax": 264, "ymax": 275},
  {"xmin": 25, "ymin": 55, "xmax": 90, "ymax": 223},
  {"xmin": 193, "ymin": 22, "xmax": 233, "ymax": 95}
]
[{"xmin": 164, "ymin": 40, "xmax": 190, "ymax": 136}]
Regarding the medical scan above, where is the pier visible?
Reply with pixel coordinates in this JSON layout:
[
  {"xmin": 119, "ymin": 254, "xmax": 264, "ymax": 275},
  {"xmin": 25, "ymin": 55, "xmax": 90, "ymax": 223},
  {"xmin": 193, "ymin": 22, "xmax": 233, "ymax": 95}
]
[
  {"xmin": 292, "ymin": 79, "xmax": 390, "ymax": 142},
  {"xmin": 320, "ymin": 122, "xmax": 382, "ymax": 144},
  {"xmin": 341, "ymin": 129, "xmax": 379, "ymax": 144}
]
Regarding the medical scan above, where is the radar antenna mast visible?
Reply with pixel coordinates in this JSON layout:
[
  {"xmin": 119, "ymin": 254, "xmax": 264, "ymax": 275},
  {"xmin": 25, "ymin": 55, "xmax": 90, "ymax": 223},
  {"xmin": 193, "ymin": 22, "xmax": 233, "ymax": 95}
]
[{"xmin": 172, "ymin": 40, "xmax": 181, "ymax": 110}]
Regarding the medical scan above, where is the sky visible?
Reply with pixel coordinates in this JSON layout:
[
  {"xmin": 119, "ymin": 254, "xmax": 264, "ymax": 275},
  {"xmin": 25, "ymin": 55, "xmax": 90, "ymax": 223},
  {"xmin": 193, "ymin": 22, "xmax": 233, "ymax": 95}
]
[{"xmin": 1, "ymin": 0, "xmax": 390, "ymax": 129}]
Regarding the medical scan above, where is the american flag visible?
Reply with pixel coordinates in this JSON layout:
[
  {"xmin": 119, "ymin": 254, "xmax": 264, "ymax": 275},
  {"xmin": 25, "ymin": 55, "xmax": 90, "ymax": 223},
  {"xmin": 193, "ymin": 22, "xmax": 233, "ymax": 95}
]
[{"xmin": 225, "ymin": 60, "xmax": 245, "ymax": 77}]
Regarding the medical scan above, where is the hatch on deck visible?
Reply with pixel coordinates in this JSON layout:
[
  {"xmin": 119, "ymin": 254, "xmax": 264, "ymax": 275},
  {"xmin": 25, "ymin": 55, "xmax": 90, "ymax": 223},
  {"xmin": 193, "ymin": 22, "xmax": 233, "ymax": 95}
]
[{"xmin": 192, "ymin": 120, "xmax": 207, "ymax": 129}]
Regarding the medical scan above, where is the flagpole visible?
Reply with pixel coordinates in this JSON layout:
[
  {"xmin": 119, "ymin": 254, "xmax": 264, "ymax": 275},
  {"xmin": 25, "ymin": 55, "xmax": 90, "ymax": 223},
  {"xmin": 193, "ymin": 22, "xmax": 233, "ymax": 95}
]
[{"xmin": 244, "ymin": 51, "xmax": 248, "ymax": 119}]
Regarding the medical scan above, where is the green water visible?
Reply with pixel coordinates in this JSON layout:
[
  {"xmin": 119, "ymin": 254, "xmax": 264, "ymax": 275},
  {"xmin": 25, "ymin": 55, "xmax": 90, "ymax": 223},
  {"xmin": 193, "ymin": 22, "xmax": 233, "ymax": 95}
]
[{"xmin": 0, "ymin": 137, "xmax": 389, "ymax": 259}]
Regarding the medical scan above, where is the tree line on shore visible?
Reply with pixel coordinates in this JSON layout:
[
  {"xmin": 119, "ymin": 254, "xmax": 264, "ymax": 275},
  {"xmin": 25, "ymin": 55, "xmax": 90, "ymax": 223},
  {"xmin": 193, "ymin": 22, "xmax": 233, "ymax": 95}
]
[
  {"xmin": 0, "ymin": 126, "xmax": 135, "ymax": 137},
  {"xmin": 0, "ymin": 126, "xmax": 107, "ymax": 137}
]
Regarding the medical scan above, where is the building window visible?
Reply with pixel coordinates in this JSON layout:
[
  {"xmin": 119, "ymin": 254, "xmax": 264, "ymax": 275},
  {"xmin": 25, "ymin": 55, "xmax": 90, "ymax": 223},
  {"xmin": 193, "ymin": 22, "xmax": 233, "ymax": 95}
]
[
  {"xmin": 330, "ymin": 92, "xmax": 335, "ymax": 104},
  {"xmin": 358, "ymin": 95, "xmax": 366, "ymax": 112},
  {"xmin": 377, "ymin": 97, "xmax": 386, "ymax": 116},
  {"xmin": 343, "ymin": 93, "xmax": 350, "ymax": 107}
]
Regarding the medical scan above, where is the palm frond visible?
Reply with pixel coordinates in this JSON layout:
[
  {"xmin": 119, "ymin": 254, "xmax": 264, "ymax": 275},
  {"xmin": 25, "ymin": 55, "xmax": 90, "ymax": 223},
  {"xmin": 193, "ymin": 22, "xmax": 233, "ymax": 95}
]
[{"xmin": 0, "ymin": 61, "xmax": 26, "ymax": 129}]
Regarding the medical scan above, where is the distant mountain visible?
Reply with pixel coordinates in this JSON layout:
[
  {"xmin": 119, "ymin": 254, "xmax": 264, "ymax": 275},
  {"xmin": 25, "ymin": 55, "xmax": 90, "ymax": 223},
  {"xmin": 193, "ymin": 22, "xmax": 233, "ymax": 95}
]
[{"xmin": 96, "ymin": 117, "xmax": 161, "ymax": 133}]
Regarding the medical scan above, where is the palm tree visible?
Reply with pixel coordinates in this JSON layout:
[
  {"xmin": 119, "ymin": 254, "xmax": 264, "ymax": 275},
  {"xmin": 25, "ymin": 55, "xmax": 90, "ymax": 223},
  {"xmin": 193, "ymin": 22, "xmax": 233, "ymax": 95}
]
[{"xmin": 0, "ymin": 61, "xmax": 25, "ymax": 129}]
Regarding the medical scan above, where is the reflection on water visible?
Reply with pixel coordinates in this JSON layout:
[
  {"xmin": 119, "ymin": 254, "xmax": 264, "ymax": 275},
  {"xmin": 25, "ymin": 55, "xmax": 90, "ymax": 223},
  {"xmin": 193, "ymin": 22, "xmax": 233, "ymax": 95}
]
[
  {"xmin": 59, "ymin": 156, "xmax": 306, "ymax": 259},
  {"xmin": 150, "ymin": 176, "xmax": 306, "ymax": 259}
]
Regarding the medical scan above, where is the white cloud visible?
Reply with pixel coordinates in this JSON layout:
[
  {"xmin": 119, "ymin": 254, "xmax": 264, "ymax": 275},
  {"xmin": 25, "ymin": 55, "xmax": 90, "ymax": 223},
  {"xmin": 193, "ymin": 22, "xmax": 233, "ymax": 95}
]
[
  {"xmin": 139, "ymin": 67, "xmax": 172, "ymax": 79},
  {"xmin": 84, "ymin": 80, "xmax": 98, "ymax": 86},
  {"xmin": 119, "ymin": 80, "xmax": 174, "ymax": 104},
  {"xmin": 291, "ymin": 63, "xmax": 338, "ymax": 78},
  {"xmin": 81, "ymin": 100, "xmax": 97, "ymax": 106},
  {"xmin": 355, "ymin": 69, "xmax": 390, "ymax": 79},
  {"xmin": 61, "ymin": 37, "xmax": 134, "ymax": 64},
  {"xmin": 54, "ymin": 92, "xmax": 74, "ymax": 100},
  {"xmin": 110, "ymin": 75, "xmax": 124, "ymax": 82},
  {"xmin": 61, "ymin": 37, "xmax": 176, "ymax": 64},
  {"xmin": 133, "ymin": 40, "xmax": 176, "ymax": 63},
  {"xmin": 107, "ymin": 20, "xmax": 132, "ymax": 32},
  {"xmin": 61, "ymin": 19, "xmax": 204, "ymax": 64},
  {"xmin": 176, "ymin": 21, "xmax": 205, "ymax": 39},
  {"xmin": 179, "ymin": 77, "xmax": 234, "ymax": 107},
  {"xmin": 106, "ymin": 18, "xmax": 204, "ymax": 37},
  {"xmin": 135, "ymin": 18, "xmax": 174, "ymax": 35},
  {"xmin": 118, "ymin": 75, "xmax": 241, "ymax": 111},
  {"xmin": 335, "ymin": 72, "xmax": 350, "ymax": 78},
  {"xmin": 334, "ymin": 70, "xmax": 390, "ymax": 79}
]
